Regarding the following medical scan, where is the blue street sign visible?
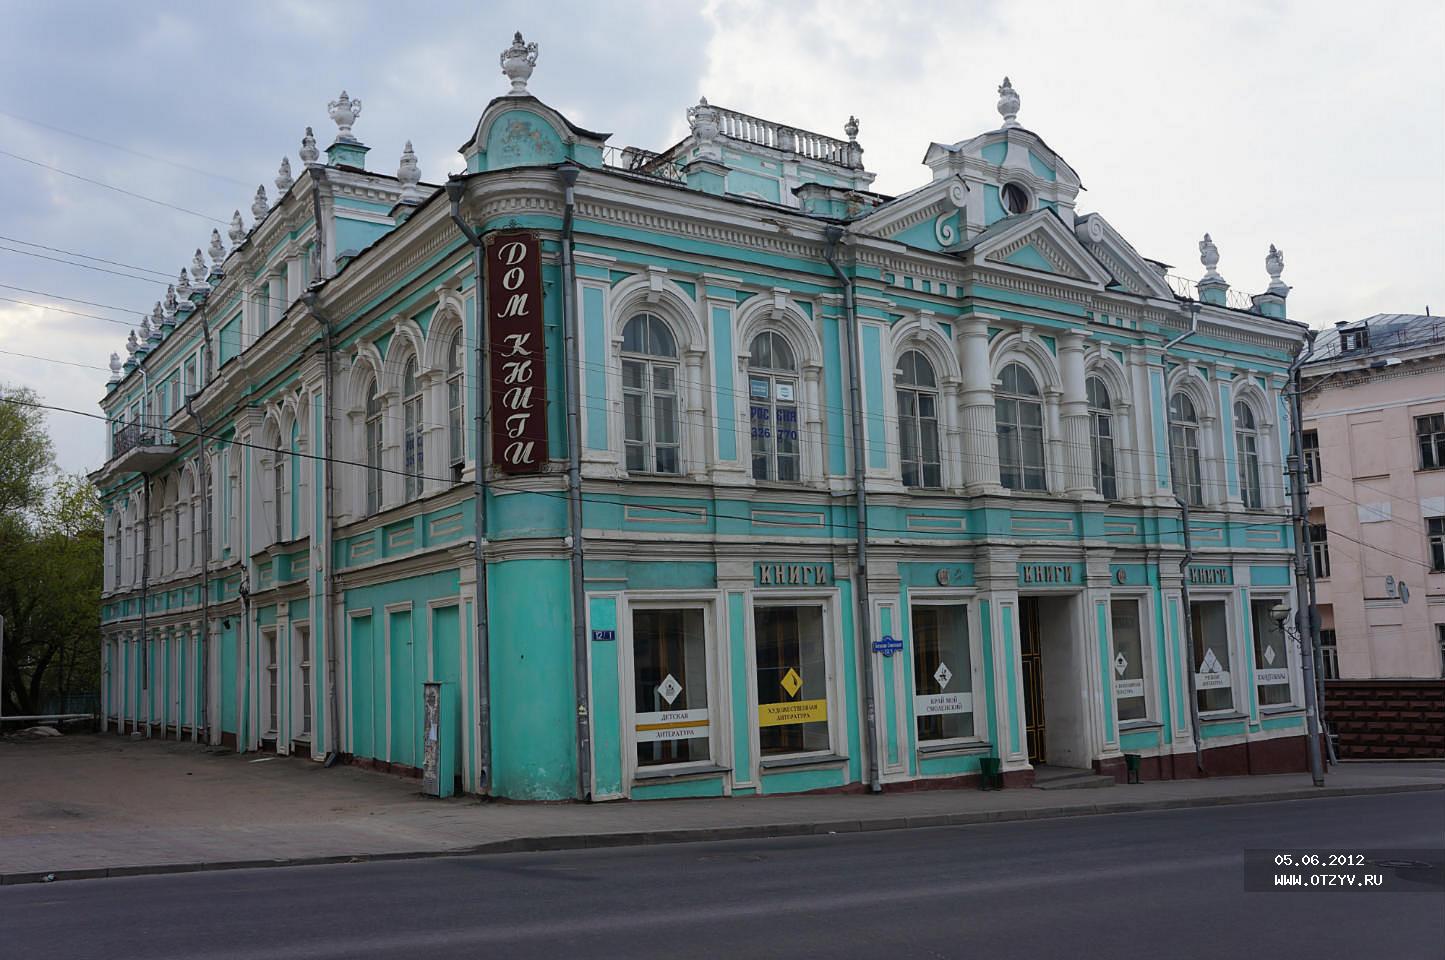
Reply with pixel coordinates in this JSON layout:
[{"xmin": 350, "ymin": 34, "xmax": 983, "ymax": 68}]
[
  {"xmin": 591, "ymin": 629, "xmax": 616, "ymax": 642},
  {"xmin": 873, "ymin": 635, "xmax": 903, "ymax": 656}
]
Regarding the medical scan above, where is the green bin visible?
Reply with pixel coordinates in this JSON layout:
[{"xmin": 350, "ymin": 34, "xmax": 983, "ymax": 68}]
[
  {"xmin": 1124, "ymin": 753, "xmax": 1141, "ymax": 785},
  {"xmin": 978, "ymin": 756, "xmax": 1003, "ymax": 791}
]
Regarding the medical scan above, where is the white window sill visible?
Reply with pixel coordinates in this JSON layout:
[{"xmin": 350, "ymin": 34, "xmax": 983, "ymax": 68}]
[
  {"xmin": 916, "ymin": 739, "xmax": 992, "ymax": 759},
  {"xmin": 1259, "ymin": 704, "xmax": 1303, "ymax": 717},
  {"xmin": 1199, "ymin": 711, "xmax": 1248, "ymax": 723},
  {"xmin": 759, "ymin": 752, "xmax": 847, "ymax": 772},
  {"xmin": 1117, "ymin": 719, "xmax": 1163, "ymax": 732},
  {"xmin": 633, "ymin": 762, "xmax": 730, "ymax": 785}
]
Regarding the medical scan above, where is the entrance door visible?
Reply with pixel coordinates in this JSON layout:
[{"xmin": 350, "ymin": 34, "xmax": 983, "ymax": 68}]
[{"xmin": 1020, "ymin": 597, "xmax": 1046, "ymax": 764}]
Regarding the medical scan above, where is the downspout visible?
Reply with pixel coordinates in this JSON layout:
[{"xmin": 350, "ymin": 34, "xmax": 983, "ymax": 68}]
[
  {"xmin": 559, "ymin": 163, "xmax": 592, "ymax": 801},
  {"xmin": 140, "ymin": 471, "xmax": 151, "ymax": 737},
  {"xmin": 302, "ymin": 288, "xmax": 342, "ymax": 766},
  {"xmin": 1162, "ymin": 302, "xmax": 1203, "ymax": 773},
  {"xmin": 184, "ymin": 367, "xmax": 210, "ymax": 744},
  {"xmin": 823, "ymin": 226, "xmax": 882, "ymax": 794},
  {"xmin": 446, "ymin": 178, "xmax": 493, "ymax": 795},
  {"xmin": 1286, "ymin": 335, "xmax": 1327, "ymax": 786}
]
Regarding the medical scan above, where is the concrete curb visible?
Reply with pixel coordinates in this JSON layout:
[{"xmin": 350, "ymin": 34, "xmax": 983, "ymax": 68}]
[{"xmin": 3, "ymin": 781, "xmax": 1440, "ymax": 887}]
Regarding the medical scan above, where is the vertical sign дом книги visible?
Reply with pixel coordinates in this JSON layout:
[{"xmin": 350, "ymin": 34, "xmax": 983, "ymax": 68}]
[{"xmin": 487, "ymin": 232, "xmax": 547, "ymax": 473}]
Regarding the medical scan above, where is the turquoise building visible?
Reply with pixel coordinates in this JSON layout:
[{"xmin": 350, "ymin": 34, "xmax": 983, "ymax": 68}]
[{"xmin": 95, "ymin": 36, "xmax": 1313, "ymax": 800}]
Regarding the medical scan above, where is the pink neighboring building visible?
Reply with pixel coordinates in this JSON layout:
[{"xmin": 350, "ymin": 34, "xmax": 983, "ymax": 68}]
[{"xmin": 1300, "ymin": 314, "xmax": 1445, "ymax": 757}]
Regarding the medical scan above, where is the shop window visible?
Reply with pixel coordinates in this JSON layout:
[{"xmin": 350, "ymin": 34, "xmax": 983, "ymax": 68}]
[
  {"xmin": 1111, "ymin": 599, "xmax": 1148, "ymax": 722},
  {"xmin": 1250, "ymin": 599, "xmax": 1292, "ymax": 707},
  {"xmin": 1429, "ymin": 517, "xmax": 1445, "ymax": 573},
  {"xmin": 896, "ymin": 350, "xmax": 941, "ymax": 489},
  {"xmin": 911, "ymin": 604, "xmax": 974, "ymax": 742},
  {"xmin": 1087, "ymin": 376, "xmax": 1117, "ymax": 500},
  {"xmin": 996, "ymin": 362, "xmax": 1046, "ymax": 491},
  {"xmin": 1415, "ymin": 414, "xmax": 1444, "ymax": 470},
  {"xmin": 447, "ymin": 330, "xmax": 465, "ymax": 469},
  {"xmin": 632, "ymin": 608, "xmax": 710, "ymax": 768},
  {"xmin": 754, "ymin": 605, "xmax": 829, "ymax": 756},
  {"xmin": 1169, "ymin": 393, "xmax": 1204, "ymax": 506},
  {"xmin": 365, "ymin": 378, "xmax": 383, "ymax": 515},
  {"xmin": 1190, "ymin": 600, "xmax": 1233, "ymax": 714},
  {"xmin": 264, "ymin": 629, "xmax": 279, "ymax": 737},
  {"xmin": 1302, "ymin": 430, "xmax": 1321, "ymax": 485},
  {"xmin": 748, "ymin": 332, "xmax": 800, "ymax": 483},
  {"xmin": 1319, "ymin": 628, "xmax": 1339, "ymax": 681},
  {"xmin": 402, "ymin": 359, "xmax": 424, "ymax": 502},
  {"xmin": 621, "ymin": 313, "xmax": 681, "ymax": 475},
  {"xmin": 1234, "ymin": 401, "xmax": 1262, "ymax": 509},
  {"xmin": 1309, "ymin": 522, "xmax": 1331, "ymax": 579}
]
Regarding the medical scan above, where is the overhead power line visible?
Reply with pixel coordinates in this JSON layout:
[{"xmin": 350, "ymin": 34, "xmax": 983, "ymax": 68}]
[{"xmin": 0, "ymin": 148, "xmax": 229, "ymax": 224}]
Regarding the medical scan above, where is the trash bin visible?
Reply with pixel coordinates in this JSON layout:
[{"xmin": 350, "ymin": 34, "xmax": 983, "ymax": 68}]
[
  {"xmin": 978, "ymin": 756, "xmax": 1002, "ymax": 791},
  {"xmin": 1124, "ymin": 753, "xmax": 1141, "ymax": 784}
]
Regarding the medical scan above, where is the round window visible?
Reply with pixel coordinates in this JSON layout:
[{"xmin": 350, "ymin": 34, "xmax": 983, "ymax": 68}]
[{"xmin": 1001, "ymin": 182, "xmax": 1030, "ymax": 215}]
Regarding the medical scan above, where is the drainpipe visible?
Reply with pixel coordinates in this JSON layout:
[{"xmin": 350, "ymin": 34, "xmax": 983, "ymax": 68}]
[
  {"xmin": 446, "ymin": 178, "xmax": 493, "ymax": 795},
  {"xmin": 823, "ymin": 226, "xmax": 881, "ymax": 794},
  {"xmin": 302, "ymin": 288, "xmax": 342, "ymax": 766},
  {"xmin": 1286, "ymin": 335, "xmax": 1327, "ymax": 786},
  {"xmin": 183, "ymin": 389, "xmax": 210, "ymax": 745},
  {"xmin": 1162, "ymin": 302, "xmax": 1203, "ymax": 774},
  {"xmin": 558, "ymin": 163, "xmax": 592, "ymax": 801},
  {"xmin": 140, "ymin": 471, "xmax": 151, "ymax": 737}
]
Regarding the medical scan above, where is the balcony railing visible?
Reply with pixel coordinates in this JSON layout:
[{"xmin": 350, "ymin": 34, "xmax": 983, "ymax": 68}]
[
  {"xmin": 1165, "ymin": 274, "xmax": 1259, "ymax": 312},
  {"xmin": 603, "ymin": 145, "xmax": 687, "ymax": 184},
  {"xmin": 713, "ymin": 105, "xmax": 854, "ymax": 167},
  {"xmin": 112, "ymin": 416, "xmax": 173, "ymax": 459}
]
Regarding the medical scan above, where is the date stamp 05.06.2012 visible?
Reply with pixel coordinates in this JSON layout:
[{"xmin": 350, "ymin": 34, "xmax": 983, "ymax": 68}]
[{"xmin": 1243, "ymin": 850, "xmax": 1445, "ymax": 892}]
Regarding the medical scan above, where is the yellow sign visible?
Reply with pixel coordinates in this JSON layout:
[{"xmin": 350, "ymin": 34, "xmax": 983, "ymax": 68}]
[
  {"xmin": 759, "ymin": 699, "xmax": 827, "ymax": 727},
  {"xmin": 780, "ymin": 667, "xmax": 803, "ymax": 697}
]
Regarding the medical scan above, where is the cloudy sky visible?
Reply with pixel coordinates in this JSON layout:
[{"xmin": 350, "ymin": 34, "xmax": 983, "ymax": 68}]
[{"xmin": 1, "ymin": 0, "xmax": 1440, "ymax": 474}]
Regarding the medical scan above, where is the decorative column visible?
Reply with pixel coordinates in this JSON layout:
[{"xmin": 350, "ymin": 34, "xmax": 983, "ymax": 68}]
[
  {"xmin": 1137, "ymin": 345, "xmax": 1173, "ymax": 507},
  {"xmin": 958, "ymin": 315, "xmax": 1003, "ymax": 494},
  {"xmin": 803, "ymin": 361, "xmax": 824, "ymax": 483},
  {"xmin": 1058, "ymin": 332, "xmax": 1096, "ymax": 497},
  {"xmin": 683, "ymin": 348, "xmax": 707, "ymax": 481}
]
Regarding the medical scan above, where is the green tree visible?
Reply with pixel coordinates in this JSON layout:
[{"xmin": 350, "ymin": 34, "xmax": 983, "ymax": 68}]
[{"xmin": 0, "ymin": 388, "xmax": 102, "ymax": 716}]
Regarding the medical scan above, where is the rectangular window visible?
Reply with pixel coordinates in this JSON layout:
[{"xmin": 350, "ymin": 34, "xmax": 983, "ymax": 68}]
[
  {"xmin": 184, "ymin": 358, "xmax": 197, "ymax": 398},
  {"xmin": 1309, "ymin": 523, "xmax": 1331, "ymax": 579},
  {"xmin": 1251, "ymin": 599, "xmax": 1292, "ymax": 707},
  {"xmin": 1438, "ymin": 625, "xmax": 1445, "ymax": 680},
  {"xmin": 264, "ymin": 630, "xmax": 279, "ymax": 736},
  {"xmin": 448, "ymin": 375, "xmax": 464, "ymax": 465},
  {"xmin": 1111, "ymin": 599, "xmax": 1148, "ymax": 722},
  {"xmin": 632, "ymin": 608, "xmax": 709, "ymax": 768},
  {"xmin": 1302, "ymin": 430, "xmax": 1321, "ymax": 485},
  {"xmin": 273, "ymin": 455, "xmax": 285, "ymax": 543},
  {"xmin": 295, "ymin": 624, "xmax": 312, "ymax": 738},
  {"xmin": 911, "ymin": 604, "xmax": 974, "ymax": 742},
  {"xmin": 754, "ymin": 604, "xmax": 829, "ymax": 757},
  {"xmin": 1418, "ymin": 414, "xmax": 1445, "ymax": 470},
  {"xmin": 1319, "ymin": 628, "xmax": 1339, "ymax": 681},
  {"xmin": 1191, "ymin": 600, "xmax": 1233, "ymax": 714},
  {"xmin": 1429, "ymin": 517, "xmax": 1445, "ymax": 573}
]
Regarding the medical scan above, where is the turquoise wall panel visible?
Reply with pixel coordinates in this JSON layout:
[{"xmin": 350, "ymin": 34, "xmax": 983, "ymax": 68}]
[
  {"xmin": 583, "ymin": 286, "xmax": 608, "ymax": 451},
  {"xmin": 350, "ymin": 614, "xmax": 376, "ymax": 758},
  {"xmin": 1250, "ymin": 565, "xmax": 1291, "ymax": 587},
  {"xmin": 1119, "ymin": 727, "xmax": 1161, "ymax": 751},
  {"xmin": 432, "ymin": 604, "xmax": 462, "ymax": 783},
  {"xmin": 483, "ymin": 109, "xmax": 566, "ymax": 169},
  {"xmin": 221, "ymin": 622, "xmax": 237, "ymax": 733},
  {"xmin": 632, "ymin": 776, "xmax": 726, "ymax": 800},
  {"xmin": 759, "ymin": 766, "xmax": 845, "ymax": 795},
  {"xmin": 861, "ymin": 324, "xmax": 886, "ymax": 469},
  {"xmin": 727, "ymin": 591, "xmax": 751, "ymax": 781},
  {"xmin": 1003, "ymin": 604, "xmax": 1020, "ymax": 755},
  {"xmin": 712, "ymin": 304, "xmax": 736, "ymax": 461},
  {"xmin": 1219, "ymin": 382, "xmax": 1239, "ymax": 497},
  {"xmin": 1150, "ymin": 368, "xmax": 1169, "ymax": 490},
  {"xmin": 588, "ymin": 596, "xmax": 622, "ymax": 797},
  {"xmin": 389, "ymin": 608, "xmax": 417, "ymax": 767},
  {"xmin": 821, "ymin": 316, "xmax": 847, "ymax": 476}
]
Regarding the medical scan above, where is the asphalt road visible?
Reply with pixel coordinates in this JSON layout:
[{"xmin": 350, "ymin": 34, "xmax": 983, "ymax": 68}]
[{"xmin": 3, "ymin": 792, "xmax": 1442, "ymax": 959}]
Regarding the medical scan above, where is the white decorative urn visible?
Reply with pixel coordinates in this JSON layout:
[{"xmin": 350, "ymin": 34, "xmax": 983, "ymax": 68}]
[
  {"xmin": 997, "ymin": 77, "xmax": 1021, "ymax": 128},
  {"xmin": 687, "ymin": 97, "xmax": 719, "ymax": 142},
  {"xmin": 1265, "ymin": 244, "xmax": 1287, "ymax": 293},
  {"xmin": 275, "ymin": 156, "xmax": 294, "ymax": 194},
  {"xmin": 299, "ymin": 126, "xmax": 320, "ymax": 165},
  {"xmin": 229, "ymin": 210, "xmax": 246, "ymax": 246},
  {"xmin": 328, "ymin": 90, "xmax": 362, "ymax": 140},
  {"xmin": 500, "ymin": 32, "xmax": 539, "ymax": 95},
  {"xmin": 252, "ymin": 184, "xmax": 270, "ymax": 220},
  {"xmin": 397, "ymin": 141, "xmax": 423, "ymax": 204},
  {"xmin": 1199, "ymin": 233, "xmax": 1222, "ymax": 280}
]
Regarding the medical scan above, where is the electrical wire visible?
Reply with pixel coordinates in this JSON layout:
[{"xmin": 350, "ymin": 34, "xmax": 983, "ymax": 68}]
[{"xmin": 0, "ymin": 148, "xmax": 230, "ymax": 223}]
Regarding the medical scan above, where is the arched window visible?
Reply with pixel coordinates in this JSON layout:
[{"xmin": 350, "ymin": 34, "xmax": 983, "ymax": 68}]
[
  {"xmin": 1234, "ymin": 400, "xmax": 1261, "ymax": 509},
  {"xmin": 272, "ymin": 449, "xmax": 285, "ymax": 542},
  {"xmin": 402, "ymin": 359, "xmax": 424, "ymax": 502},
  {"xmin": 996, "ymin": 362, "xmax": 1046, "ymax": 491},
  {"xmin": 896, "ymin": 350, "xmax": 941, "ymax": 488},
  {"xmin": 365, "ymin": 378, "xmax": 383, "ymax": 515},
  {"xmin": 1087, "ymin": 376, "xmax": 1117, "ymax": 500},
  {"xmin": 447, "ymin": 330, "xmax": 465, "ymax": 467},
  {"xmin": 621, "ymin": 313, "xmax": 680, "ymax": 475},
  {"xmin": 1170, "ymin": 393, "xmax": 1203, "ymax": 506},
  {"xmin": 748, "ymin": 331, "xmax": 800, "ymax": 482}
]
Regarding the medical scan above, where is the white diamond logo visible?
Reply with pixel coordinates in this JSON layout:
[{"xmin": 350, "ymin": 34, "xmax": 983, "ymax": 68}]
[
  {"xmin": 1201, "ymin": 648, "xmax": 1223, "ymax": 674},
  {"xmin": 1114, "ymin": 652, "xmax": 1129, "ymax": 677},
  {"xmin": 1264, "ymin": 645, "xmax": 1276, "ymax": 665},
  {"xmin": 657, "ymin": 674, "xmax": 682, "ymax": 705},
  {"xmin": 933, "ymin": 663, "xmax": 952, "ymax": 690}
]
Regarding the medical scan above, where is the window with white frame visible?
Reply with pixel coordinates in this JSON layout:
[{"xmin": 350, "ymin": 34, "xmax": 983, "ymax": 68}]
[
  {"xmin": 402, "ymin": 359, "xmax": 424, "ymax": 502},
  {"xmin": 365, "ymin": 379, "xmax": 383, "ymax": 515},
  {"xmin": 754, "ymin": 604, "xmax": 830, "ymax": 756},
  {"xmin": 272, "ymin": 450, "xmax": 285, "ymax": 543},
  {"xmin": 748, "ymin": 332, "xmax": 801, "ymax": 483},
  {"xmin": 631, "ymin": 607, "xmax": 710, "ymax": 768},
  {"xmin": 1309, "ymin": 521, "xmax": 1331, "ymax": 579},
  {"xmin": 897, "ymin": 350, "xmax": 941, "ymax": 489},
  {"xmin": 1319, "ymin": 628, "xmax": 1339, "ymax": 680},
  {"xmin": 294, "ymin": 623, "xmax": 312, "ymax": 739},
  {"xmin": 621, "ymin": 313, "xmax": 681, "ymax": 475},
  {"xmin": 1417, "ymin": 414, "xmax": 1445, "ymax": 470},
  {"xmin": 1087, "ymin": 376, "xmax": 1117, "ymax": 500},
  {"xmin": 1302, "ymin": 429, "xmax": 1321, "ymax": 485},
  {"xmin": 1234, "ymin": 401, "xmax": 1262, "ymax": 508},
  {"xmin": 1169, "ymin": 393, "xmax": 1204, "ymax": 506},
  {"xmin": 1111, "ymin": 598, "xmax": 1148, "ymax": 722},
  {"xmin": 264, "ymin": 629, "xmax": 279, "ymax": 737},
  {"xmin": 1428, "ymin": 517, "xmax": 1445, "ymax": 573},
  {"xmin": 911, "ymin": 603, "xmax": 974, "ymax": 742},
  {"xmin": 1250, "ymin": 598, "xmax": 1292, "ymax": 707},
  {"xmin": 447, "ymin": 330, "xmax": 465, "ymax": 468},
  {"xmin": 1191, "ymin": 600, "xmax": 1233, "ymax": 714},
  {"xmin": 996, "ymin": 362, "xmax": 1046, "ymax": 491}
]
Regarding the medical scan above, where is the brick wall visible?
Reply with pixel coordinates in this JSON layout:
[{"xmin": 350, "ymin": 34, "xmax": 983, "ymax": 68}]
[{"xmin": 1323, "ymin": 680, "xmax": 1445, "ymax": 759}]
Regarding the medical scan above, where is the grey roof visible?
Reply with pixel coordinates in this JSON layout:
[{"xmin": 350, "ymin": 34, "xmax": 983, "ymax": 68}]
[{"xmin": 1306, "ymin": 313, "xmax": 1445, "ymax": 365}]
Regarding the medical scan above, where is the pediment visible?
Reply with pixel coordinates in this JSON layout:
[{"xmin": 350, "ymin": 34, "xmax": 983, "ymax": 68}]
[
  {"xmin": 965, "ymin": 210, "xmax": 1112, "ymax": 286},
  {"xmin": 852, "ymin": 176, "xmax": 970, "ymax": 252},
  {"xmin": 1072, "ymin": 213, "xmax": 1174, "ymax": 299}
]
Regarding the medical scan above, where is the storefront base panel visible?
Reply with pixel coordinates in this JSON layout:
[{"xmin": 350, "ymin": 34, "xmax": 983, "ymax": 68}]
[
  {"xmin": 631, "ymin": 776, "xmax": 726, "ymax": 801},
  {"xmin": 1095, "ymin": 734, "xmax": 1311, "ymax": 782},
  {"xmin": 346, "ymin": 754, "xmax": 423, "ymax": 781}
]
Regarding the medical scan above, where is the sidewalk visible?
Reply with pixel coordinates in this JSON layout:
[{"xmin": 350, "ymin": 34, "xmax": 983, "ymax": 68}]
[{"xmin": 3, "ymin": 734, "xmax": 1442, "ymax": 885}]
